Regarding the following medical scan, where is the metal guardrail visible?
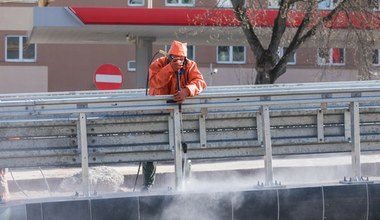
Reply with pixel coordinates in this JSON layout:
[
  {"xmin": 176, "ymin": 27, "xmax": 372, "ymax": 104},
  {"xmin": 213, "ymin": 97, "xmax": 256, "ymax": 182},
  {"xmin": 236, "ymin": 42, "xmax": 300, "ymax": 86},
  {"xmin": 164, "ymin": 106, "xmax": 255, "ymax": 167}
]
[{"xmin": 1, "ymin": 80, "xmax": 380, "ymax": 194}]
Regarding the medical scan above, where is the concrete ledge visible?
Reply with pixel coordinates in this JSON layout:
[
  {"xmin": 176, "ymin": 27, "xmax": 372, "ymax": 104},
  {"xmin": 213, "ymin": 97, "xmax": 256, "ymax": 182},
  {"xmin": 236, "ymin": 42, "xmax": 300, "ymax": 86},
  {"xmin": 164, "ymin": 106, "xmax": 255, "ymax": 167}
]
[
  {"xmin": 5, "ymin": 161, "xmax": 380, "ymax": 201},
  {"xmin": 1, "ymin": 183, "xmax": 380, "ymax": 220}
]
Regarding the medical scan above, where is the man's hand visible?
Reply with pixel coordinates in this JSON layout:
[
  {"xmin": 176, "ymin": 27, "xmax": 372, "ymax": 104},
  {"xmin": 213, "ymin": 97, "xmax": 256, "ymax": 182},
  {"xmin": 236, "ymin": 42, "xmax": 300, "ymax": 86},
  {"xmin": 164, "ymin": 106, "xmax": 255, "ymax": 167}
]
[{"xmin": 173, "ymin": 88, "xmax": 189, "ymax": 103}]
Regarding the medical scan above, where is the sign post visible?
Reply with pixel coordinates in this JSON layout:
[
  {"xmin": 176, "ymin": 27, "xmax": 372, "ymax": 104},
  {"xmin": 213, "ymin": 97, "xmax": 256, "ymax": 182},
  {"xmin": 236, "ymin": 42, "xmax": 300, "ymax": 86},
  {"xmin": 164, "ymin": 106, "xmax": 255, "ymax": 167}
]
[{"xmin": 94, "ymin": 64, "xmax": 123, "ymax": 90}]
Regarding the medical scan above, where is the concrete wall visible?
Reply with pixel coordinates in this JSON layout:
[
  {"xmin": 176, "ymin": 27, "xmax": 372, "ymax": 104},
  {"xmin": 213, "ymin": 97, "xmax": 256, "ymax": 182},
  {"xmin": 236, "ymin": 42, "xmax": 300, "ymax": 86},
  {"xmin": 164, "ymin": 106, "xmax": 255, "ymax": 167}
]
[
  {"xmin": 0, "ymin": 66, "xmax": 47, "ymax": 93},
  {"xmin": 199, "ymin": 67, "xmax": 359, "ymax": 86},
  {"xmin": 0, "ymin": 7, "xmax": 33, "ymax": 31}
]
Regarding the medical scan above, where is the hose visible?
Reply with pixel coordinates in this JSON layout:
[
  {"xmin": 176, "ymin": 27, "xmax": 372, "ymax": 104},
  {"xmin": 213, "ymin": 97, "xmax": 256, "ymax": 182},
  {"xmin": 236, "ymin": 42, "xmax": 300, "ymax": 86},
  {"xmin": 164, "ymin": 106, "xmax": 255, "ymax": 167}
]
[
  {"xmin": 145, "ymin": 51, "xmax": 163, "ymax": 96},
  {"xmin": 38, "ymin": 167, "xmax": 52, "ymax": 196},
  {"xmin": 133, "ymin": 162, "xmax": 142, "ymax": 192},
  {"xmin": 9, "ymin": 168, "xmax": 28, "ymax": 197}
]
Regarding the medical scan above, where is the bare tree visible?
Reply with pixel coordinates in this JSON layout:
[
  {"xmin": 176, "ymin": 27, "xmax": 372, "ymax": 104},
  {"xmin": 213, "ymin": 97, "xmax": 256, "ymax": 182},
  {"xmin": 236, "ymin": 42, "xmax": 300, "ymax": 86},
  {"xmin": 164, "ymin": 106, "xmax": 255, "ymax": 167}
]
[{"xmin": 228, "ymin": 0, "xmax": 379, "ymax": 84}]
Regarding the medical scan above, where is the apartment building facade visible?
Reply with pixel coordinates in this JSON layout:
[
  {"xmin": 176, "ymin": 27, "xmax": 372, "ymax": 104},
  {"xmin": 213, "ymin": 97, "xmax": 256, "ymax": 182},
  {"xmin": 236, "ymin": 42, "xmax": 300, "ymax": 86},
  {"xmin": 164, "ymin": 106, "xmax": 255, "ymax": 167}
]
[{"xmin": 0, "ymin": 0, "xmax": 379, "ymax": 93}]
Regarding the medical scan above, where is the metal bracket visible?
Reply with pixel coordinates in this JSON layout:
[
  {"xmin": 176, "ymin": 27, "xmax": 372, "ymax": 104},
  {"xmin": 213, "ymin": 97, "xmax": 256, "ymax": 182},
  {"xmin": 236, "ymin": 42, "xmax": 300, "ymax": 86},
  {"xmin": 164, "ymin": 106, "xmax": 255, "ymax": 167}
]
[
  {"xmin": 317, "ymin": 109, "xmax": 324, "ymax": 143},
  {"xmin": 322, "ymin": 93, "xmax": 332, "ymax": 99},
  {"xmin": 260, "ymin": 95, "xmax": 271, "ymax": 101},
  {"xmin": 340, "ymin": 176, "xmax": 374, "ymax": 184},
  {"xmin": 199, "ymin": 108, "xmax": 207, "ymax": 148},
  {"xmin": 255, "ymin": 180, "xmax": 286, "ymax": 189}
]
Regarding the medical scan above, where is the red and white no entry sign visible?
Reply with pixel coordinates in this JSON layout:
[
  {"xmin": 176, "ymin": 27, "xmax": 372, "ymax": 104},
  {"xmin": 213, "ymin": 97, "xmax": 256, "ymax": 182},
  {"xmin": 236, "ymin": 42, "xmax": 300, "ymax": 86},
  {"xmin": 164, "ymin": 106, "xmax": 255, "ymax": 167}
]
[{"xmin": 94, "ymin": 64, "xmax": 123, "ymax": 90}]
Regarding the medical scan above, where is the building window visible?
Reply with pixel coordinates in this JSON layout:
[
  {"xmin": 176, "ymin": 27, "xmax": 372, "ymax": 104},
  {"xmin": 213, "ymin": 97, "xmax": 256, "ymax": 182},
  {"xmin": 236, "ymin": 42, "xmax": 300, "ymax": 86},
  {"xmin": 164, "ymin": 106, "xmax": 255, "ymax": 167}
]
[
  {"xmin": 217, "ymin": 0, "xmax": 232, "ymax": 7},
  {"xmin": 317, "ymin": 48, "xmax": 345, "ymax": 65},
  {"xmin": 318, "ymin": 0, "xmax": 339, "ymax": 9},
  {"xmin": 268, "ymin": 0, "xmax": 296, "ymax": 9},
  {"xmin": 373, "ymin": 0, "xmax": 379, "ymax": 10},
  {"xmin": 128, "ymin": 60, "xmax": 136, "ymax": 71},
  {"xmin": 268, "ymin": 0, "xmax": 280, "ymax": 8},
  {"xmin": 278, "ymin": 47, "xmax": 296, "ymax": 65},
  {"xmin": 165, "ymin": 44, "xmax": 195, "ymax": 60},
  {"xmin": 373, "ymin": 49, "xmax": 380, "ymax": 66},
  {"xmin": 128, "ymin": 0, "xmax": 144, "ymax": 6},
  {"xmin": 9, "ymin": 0, "xmax": 38, "ymax": 3},
  {"xmin": 217, "ymin": 46, "xmax": 246, "ymax": 64},
  {"xmin": 165, "ymin": 0, "xmax": 194, "ymax": 7},
  {"xmin": 6, "ymin": 36, "xmax": 36, "ymax": 62}
]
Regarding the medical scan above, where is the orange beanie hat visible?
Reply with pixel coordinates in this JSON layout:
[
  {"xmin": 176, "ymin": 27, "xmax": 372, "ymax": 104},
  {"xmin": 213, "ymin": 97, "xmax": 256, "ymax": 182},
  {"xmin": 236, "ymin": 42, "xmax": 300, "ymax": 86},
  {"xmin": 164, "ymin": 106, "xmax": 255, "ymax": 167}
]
[{"xmin": 168, "ymin": 40, "xmax": 187, "ymax": 57}]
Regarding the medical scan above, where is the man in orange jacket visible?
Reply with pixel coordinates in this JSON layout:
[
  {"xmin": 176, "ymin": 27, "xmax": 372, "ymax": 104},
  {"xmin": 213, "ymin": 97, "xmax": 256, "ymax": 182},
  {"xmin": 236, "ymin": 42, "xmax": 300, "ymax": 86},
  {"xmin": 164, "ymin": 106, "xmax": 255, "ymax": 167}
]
[{"xmin": 143, "ymin": 40, "xmax": 207, "ymax": 191}]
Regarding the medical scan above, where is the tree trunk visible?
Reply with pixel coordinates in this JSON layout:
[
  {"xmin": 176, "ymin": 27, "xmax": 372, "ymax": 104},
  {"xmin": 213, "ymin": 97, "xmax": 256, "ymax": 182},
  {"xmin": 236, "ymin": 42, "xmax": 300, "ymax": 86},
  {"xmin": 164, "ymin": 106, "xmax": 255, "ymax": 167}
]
[{"xmin": 255, "ymin": 51, "xmax": 278, "ymax": 84}]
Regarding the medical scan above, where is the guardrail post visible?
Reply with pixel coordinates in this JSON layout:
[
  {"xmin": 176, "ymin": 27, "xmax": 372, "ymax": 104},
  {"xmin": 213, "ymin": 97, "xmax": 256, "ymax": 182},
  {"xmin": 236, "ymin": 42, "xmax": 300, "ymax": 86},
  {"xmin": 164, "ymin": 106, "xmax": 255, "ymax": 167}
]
[
  {"xmin": 78, "ymin": 112, "xmax": 90, "ymax": 196},
  {"xmin": 261, "ymin": 105, "xmax": 274, "ymax": 186},
  {"xmin": 172, "ymin": 108, "xmax": 183, "ymax": 189},
  {"xmin": 350, "ymin": 101, "xmax": 361, "ymax": 178},
  {"xmin": 257, "ymin": 105, "xmax": 285, "ymax": 188},
  {"xmin": 340, "ymin": 101, "xmax": 372, "ymax": 184}
]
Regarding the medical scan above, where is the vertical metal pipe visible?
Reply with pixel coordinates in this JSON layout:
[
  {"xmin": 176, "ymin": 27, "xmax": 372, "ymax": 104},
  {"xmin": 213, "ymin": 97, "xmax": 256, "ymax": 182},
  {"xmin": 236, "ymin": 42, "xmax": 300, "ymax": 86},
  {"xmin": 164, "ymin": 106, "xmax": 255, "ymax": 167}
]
[
  {"xmin": 78, "ymin": 112, "xmax": 90, "ymax": 196},
  {"xmin": 172, "ymin": 109, "xmax": 183, "ymax": 189},
  {"xmin": 350, "ymin": 101, "xmax": 361, "ymax": 178},
  {"xmin": 261, "ymin": 105, "xmax": 273, "ymax": 186}
]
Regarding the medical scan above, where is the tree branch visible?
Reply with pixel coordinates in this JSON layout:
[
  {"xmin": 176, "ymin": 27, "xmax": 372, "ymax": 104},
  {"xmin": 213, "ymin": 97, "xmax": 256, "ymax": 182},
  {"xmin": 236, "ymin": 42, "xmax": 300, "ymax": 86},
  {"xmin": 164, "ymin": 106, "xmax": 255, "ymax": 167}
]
[
  {"xmin": 272, "ymin": 0, "xmax": 349, "ymax": 81},
  {"xmin": 295, "ymin": 0, "xmax": 349, "ymax": 49},
  {"xmin": 268, "ymin": 0, "xmax": 290, "ymax": 54},
  {"xmin": 231, "ymin": 0, "xmax": 265, "ymax": 58},
  {"xmin": 271, "ymin": 1, "xmax": 314, "ymax": 80}
]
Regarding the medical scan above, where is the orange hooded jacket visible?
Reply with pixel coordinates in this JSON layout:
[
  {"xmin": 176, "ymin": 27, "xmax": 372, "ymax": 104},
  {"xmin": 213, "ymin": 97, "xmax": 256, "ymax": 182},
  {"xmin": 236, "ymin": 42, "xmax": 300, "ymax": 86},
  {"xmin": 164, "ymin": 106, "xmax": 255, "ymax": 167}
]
[{"xmin": 148, "ymin": 41, "xmax": 206, "ymax": 97}]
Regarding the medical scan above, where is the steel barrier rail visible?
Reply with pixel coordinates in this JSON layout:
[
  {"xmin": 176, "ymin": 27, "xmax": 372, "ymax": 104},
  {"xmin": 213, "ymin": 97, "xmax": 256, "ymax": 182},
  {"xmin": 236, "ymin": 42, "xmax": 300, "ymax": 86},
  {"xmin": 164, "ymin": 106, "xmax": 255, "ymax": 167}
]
[
  {"xmin": 1, "ymin": 81, "xmax": 380, "ymax": 194},
  {"xmin": 1, "ymin": 80, "xmax": 380, "ymax": 105},
  {"xmin": 0, "ymin": 79, "xmax": 379, "ymax": 100},
  {"xmin": 0, "ymin": 80, "xmax": 379, "ymax": 106}
]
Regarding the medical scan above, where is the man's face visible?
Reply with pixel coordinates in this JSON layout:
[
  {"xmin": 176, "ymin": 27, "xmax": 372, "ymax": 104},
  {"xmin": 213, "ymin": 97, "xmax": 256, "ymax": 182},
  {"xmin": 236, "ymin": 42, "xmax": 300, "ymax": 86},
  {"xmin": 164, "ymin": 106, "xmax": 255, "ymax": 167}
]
[
  {"xmin": 171, "ymin": 56, "xmax": 186, "ymax": 63},
  {"xmin": 169, "ymin": 55, "xmax": 186, "ymax": 71}
]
